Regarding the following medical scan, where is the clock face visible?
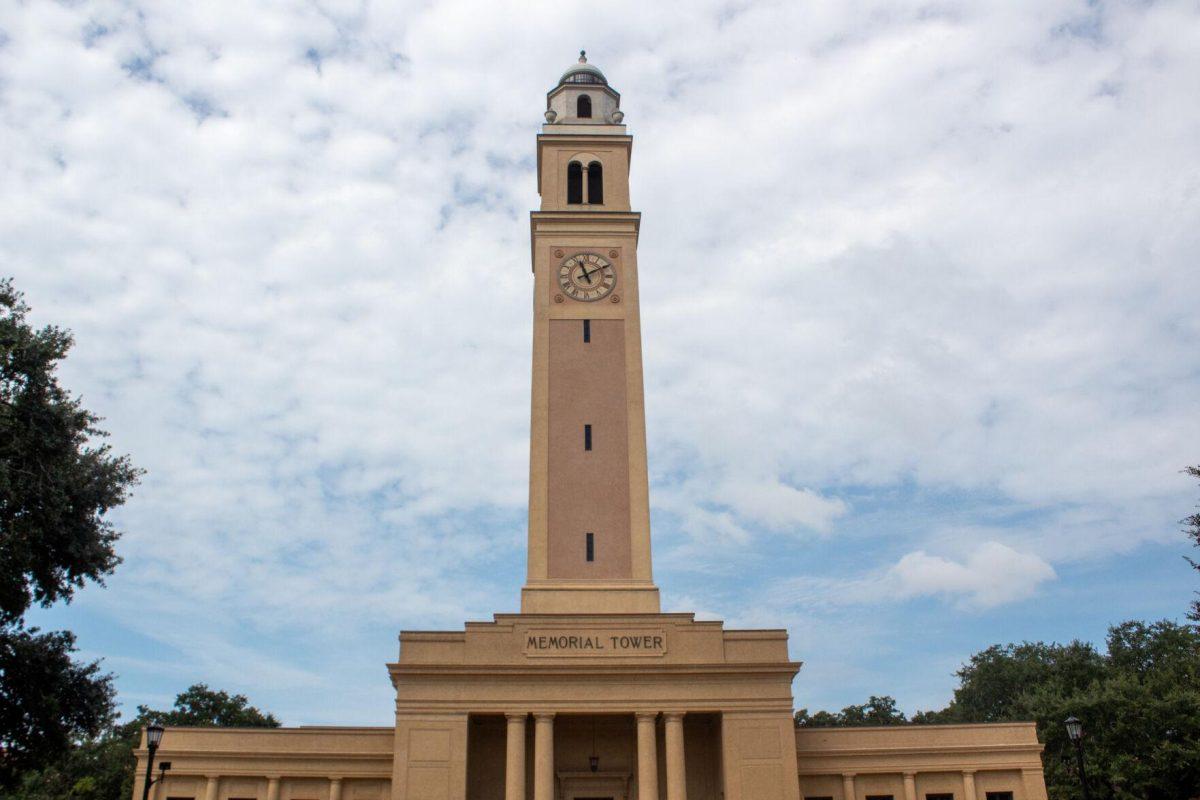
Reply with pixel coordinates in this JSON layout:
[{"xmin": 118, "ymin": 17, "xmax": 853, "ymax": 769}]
[{"xmin": 558, "ymin": 253, "xmax": 617, "ymax": 302}]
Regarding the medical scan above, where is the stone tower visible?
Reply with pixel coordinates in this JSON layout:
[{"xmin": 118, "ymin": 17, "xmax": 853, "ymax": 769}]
[{"xmin": 523, "ymin": 52, "xmax": 659, "ymax": 615}]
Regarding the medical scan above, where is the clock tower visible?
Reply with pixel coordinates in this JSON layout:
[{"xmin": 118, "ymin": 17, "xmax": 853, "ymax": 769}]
[{"xmin": 522, "ymin": 52, "xmax": 659, "ymax": 614}]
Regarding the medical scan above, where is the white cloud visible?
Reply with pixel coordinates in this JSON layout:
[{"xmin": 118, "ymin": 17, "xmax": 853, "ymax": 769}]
[
  {"xmin": 889, "ymin": 541, "xmax": 1057, "ymax": 609},
  {"xmin": 2, "ymin": 0, "xmax": 1197, "ymax": 721}
]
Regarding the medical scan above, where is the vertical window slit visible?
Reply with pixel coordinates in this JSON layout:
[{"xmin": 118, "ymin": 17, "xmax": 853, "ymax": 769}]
[
  {"xmin": 586, "ymin": 532, "xmax": 594, "ymax": 562},
  {"xmin": 583, "ymin": 319, "xmax": 590, "ymax": 343},
  {"xmin": 584, "ymin": 424, "xmax": 592, "ymax": 451}
]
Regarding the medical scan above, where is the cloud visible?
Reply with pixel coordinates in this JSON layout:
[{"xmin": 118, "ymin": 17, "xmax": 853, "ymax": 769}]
[
  {"xmin": 2, "ymin": 0, "xmax": 1197, "ymax": 722},
  {"xmin": 889, "ymin": 541, "xmax": 1057, "ymax": 609}
]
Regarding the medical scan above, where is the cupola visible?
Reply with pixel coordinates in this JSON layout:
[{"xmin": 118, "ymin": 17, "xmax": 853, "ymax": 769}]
[{"xmin": 544, "ymin": 51, "xmax": 624, "ymax": 126}]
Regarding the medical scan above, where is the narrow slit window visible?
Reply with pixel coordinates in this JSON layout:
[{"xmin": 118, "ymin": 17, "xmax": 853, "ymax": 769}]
[
  {"xmin": 586, "ymin": 532, "xmax": 594, "ymax": 561},
  {"xmin": 583, "ymin": 319, "xmax": 591, "ymax": 342},
  {"xmin": 584, "ymin": 424, "xmax": 592, "ymax": 451}
]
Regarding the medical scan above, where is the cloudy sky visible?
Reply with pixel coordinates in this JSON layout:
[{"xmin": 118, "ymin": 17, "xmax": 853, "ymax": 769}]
[{"xmin": 4, "ymin": 0, "xmax": 1199, "ymax": 724}]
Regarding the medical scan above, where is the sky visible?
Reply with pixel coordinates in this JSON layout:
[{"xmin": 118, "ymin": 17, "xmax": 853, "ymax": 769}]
[{"xmin": 3, "ymin": 0, "xmax": 1199, "ymax": 725}]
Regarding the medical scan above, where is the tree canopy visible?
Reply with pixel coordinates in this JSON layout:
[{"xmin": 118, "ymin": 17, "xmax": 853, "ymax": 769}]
[
  {"xmin": 1185, "ymin": 465, "xmax": 1200, "ymax": 621},
  {"xmin": 10, "ymin": 684, "xmax": 279, "ymax": 800},
  {"xmin": 799, "ymin": 620, "xmax": 1200, "ymax": 799},
  {"xmin": 0, "ymin": 278, "xmax": 143, "ymax": 786}
]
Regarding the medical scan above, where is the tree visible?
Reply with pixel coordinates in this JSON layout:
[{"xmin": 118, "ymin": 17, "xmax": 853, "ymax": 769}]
[
  {"xmin": 0, "ymin": 278, "xmax": 142, "ymax": 624},
  {"xmin": 796, "ymin": 695, "xmax": 908, "ymax": 727},
  {"xmin": 0, "ymin": 278, "xmax": 142, "ymax": 786},
  {"xmin": 134, "ymin": 684, "xmax": 281, "ymax": 729},
  {"xmin": 10, "ymin": 685, "xmax": 279, "ymax": 800},
  {"xmin": 796, "ymin": 622, "xmax": 1200, "ymax": 799},
  {"xmin": 0, "ymin": 628, "xmax": 115, "ymax": 788},
  {"xmin": 1185, "ymin": 465, "xmax": 1200, "ymax": 621}
]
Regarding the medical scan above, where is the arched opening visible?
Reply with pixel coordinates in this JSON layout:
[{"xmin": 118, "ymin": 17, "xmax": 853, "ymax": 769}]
[
  {"xmin": 567, "ymin": 161, "xmax": 583, "ymax": 204},
  {"xmin": 587, "ymin": 161, "xmax": 603, "ymax": 205},
  {"xmin": 577, "ymin": 95, "xmax": 592, "ymax": 118}
]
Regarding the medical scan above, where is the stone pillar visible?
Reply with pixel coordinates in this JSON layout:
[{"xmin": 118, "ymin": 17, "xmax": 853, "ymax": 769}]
[
  {"xmin": 841, "ymin": 773, "xmax": 856, "ymax": 800},
  {"xmin": 329, "ymin": 778, "xmax": 342, "ymax": 800},
  {"xmin": 664, "ymin": 712, "xmax": 687, "ymax": 800},
  {"xmin": 266, "ymin": 778, "xmax": 280, "ymax": 800},
  {"xmin": 533, "ymin": 713, "xmax": 555, "ymax": 800},
  {"xmin": 582, "ymin": 164, "xmax": 591, "ymax": 204},
  {"xmin": 204, "ymin": 776, "xmax": 220, "ymax": 800},
  {"xmin": 636, "ymin": 712, "xmax": 659, "ymax": 800},
  {"xmin": 1021, "ymin": 769, "xmax": 1050, "ymax": 800},
  {"xmin": 506, "ymin": 713, "xmax": 527, "ymax": 800},
  {"xmin": 963, "ymin": 770, "xmax": 977, "ymax": 800},
  {"xmin": 903, "ymin": 772, "xmax": 917, "ymax": 800}
]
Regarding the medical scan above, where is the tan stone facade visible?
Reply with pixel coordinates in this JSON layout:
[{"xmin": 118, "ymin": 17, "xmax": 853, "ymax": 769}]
[{"xmin": 134, "ymin": 55, "xmax": 1049, "ymax": 800}]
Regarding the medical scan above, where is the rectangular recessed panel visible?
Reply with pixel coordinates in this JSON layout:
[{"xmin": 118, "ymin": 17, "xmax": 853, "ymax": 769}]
[
  {"xmin": 409, "ymin": 728, "xmax": 451, "ymax": 762},
  {"xmin": 547, "ymin": 319, "xmax": 631, "ymax": 578},
  {"xmin": 407, "ymin": 766, "xmax": 449, "ymax": 800},
  {"xmin": 740, "ymin": 764, "xmax": 783, "ymax": 800},
  {"xmin": 738, "ymin": 725, "xmax": 782, "ymax": 759}
]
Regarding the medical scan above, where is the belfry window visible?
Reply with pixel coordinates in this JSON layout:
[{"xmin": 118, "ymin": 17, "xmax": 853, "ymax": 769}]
[
  {"xmin": 583, "ymin": 319, "xmax": 591, "ymax": 342},
  {"xmin": 586, "ymin": 532, "xmax": 594, "ymax": 562},
  {"xmin": 587, "ymin": 161, "xmax": 603, "ymax": 205},
  {"xmin": 584, "ymin": 424, "xmax": 592, "ymax": 451},
  {"xmin": 577, "ymin": 95, "xmax": 592, "ymax": 118},
  {"xmin": 567, "ymin": 161, "xmax": 583, "ymax": 204}
]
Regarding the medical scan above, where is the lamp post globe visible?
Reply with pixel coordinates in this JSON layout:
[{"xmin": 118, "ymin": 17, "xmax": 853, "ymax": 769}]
[
  {"xmin": 142, "ymin": 724, "xmax": 166, "ymax": 800},
  {"xmin": 1063, "ymin": 716, "xmax": 1091, "ymax": 800},
  {"xmin": 147, "ymin": 723, "xmax": 165, "ymax": 749}
]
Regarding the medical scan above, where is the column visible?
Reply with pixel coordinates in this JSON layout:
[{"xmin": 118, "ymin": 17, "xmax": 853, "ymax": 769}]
[
  {"xmin": 963, "ymin": 770, "xmax": 977, "ymax": 800},
  {"xmin": 841, "ymin": 773, "xmax": 856, "ymax": 800},
  {"xmin": 582, "ymin": 164, "xmax": 591, "ymax": 204},
  {"xmin": 329, "ymin": 778, "xmax": 342, "ymax": 800},
  {"xmin": 903, "ymin": 772, "xmax": 917, "ymax": 800},
  {"xmin": 266, "ymin": 778, "xmax": 280, "ymax": 800},
  {"xmin": 636, "ymin": 712, "xmax": 659, "ymax": 800},
  {"xmin": 506, "ymin": 713, "xmax": 527, "ymax": 800},
  {"xmin": 533, "ymin": 713, "xmax": 555, "ymax": 800},
  {"xmin": 204, "ymin": 776, "xmax": 220, "ymax": 800},
  {"xmin": 664, "ymin": 712, "xmax": 687, "ymax": 800}
]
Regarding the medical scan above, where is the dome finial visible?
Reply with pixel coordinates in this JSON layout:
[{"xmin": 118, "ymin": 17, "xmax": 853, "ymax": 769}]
[{"xmin": 579, "ymin": 49, "xmax": 587, "ymax": 64}]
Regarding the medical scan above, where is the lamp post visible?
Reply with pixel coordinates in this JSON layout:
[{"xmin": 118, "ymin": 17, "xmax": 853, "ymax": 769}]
[
  {"xmin": 1064, "ymin": 716, "xmax": 1091, "ymax": 800},
  {"xmin": 140, "ymin": 724, "xmax": 172, "ymax": 800}
]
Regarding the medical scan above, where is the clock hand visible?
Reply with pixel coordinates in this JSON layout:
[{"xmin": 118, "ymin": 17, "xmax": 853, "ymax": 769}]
[{"xmin": 579, "ymin": 263, "xmax": 596, "ymax": 284}]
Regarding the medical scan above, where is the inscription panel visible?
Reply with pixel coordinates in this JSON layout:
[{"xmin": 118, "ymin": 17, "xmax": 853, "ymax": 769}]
[{"xmin": 523, "ymin": 628, "xmax": 666, "ymax": 657}]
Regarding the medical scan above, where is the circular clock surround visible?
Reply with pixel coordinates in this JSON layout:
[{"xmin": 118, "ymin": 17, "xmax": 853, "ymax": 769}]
[{"xmin": 558, "ymin": 253, "xmax": 617, "ymax": 302}]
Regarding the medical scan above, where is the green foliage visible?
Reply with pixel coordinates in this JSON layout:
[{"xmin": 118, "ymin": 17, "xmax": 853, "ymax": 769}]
[
  {"xmin": 6, "ymin": 685, "xmax": 279, "ymax": 800},
  {"xmin": 0, "ymin": 627, "xmax": 116, "ymax": 788},
  {"xmin": 134, "ymin": 684, "xmax": 281, "ymax": 730},
  {"xmin": 1185, "ymin": 465, "xmax": 1200, "ymax": 622},
  {"xmin": 796, "ymin": 621, "xmax": 1200, "ymax": 800},
  {"xmin": 795, "ymin": 695, "xmax": 908, "ymax": 727},
  {"xmin": 0, "ymin": 279, "xmax": 143, "ymax": 788},
  {"xmin": 0, "ymin": 279, "xmax": 143, "ymax": 624}
]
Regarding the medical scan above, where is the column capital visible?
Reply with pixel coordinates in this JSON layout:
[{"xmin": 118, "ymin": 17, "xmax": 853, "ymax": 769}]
[
  {"xmin": 533, "ymin": 711, "xmax": 556, "ymax": 722},
  {"xmin": 635, "ymin": 711, "xmax": 659, "ymax": 721},
  {"xmin": 903, "ymin": 772, "xmax": 917, "ymax": 779},
  {"xmin": 662, "ymin": 710, "xmax": 686, "ymax": 721},
  {"xmin": 506, "ymin": 712, "xmax": 528, "ymax": 722},
  {"xmin": 963, "ymin": 769, "xmax": 976, "ymax": 776}
]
